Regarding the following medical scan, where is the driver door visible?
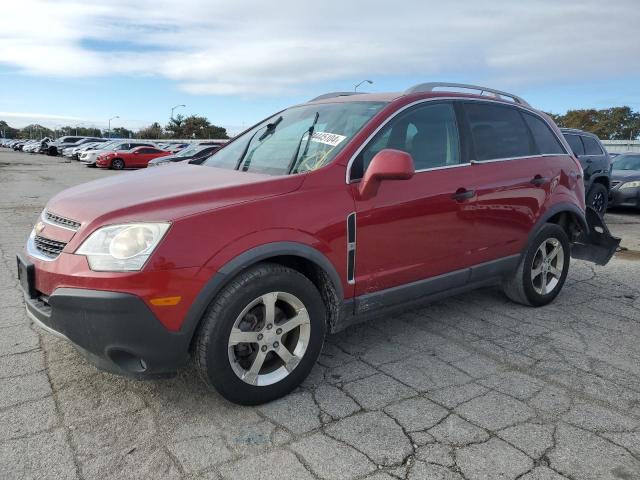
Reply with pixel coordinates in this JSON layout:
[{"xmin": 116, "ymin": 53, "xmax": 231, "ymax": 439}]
[{"xmin": 350, "ymin": 101, "xmax": 477, "ymax": 297}]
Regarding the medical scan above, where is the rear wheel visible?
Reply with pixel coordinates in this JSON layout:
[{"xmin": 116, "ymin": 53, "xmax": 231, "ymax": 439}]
[
  {"xmin": 503, "ymin": 223, "xmax": 570, "ymax": 307},
  {"xmin": 194, "ymin": 263, "xmax": 326, "ymax": 405},
  {"xmin": 586, "ymin": 183, "xmax": 608, "ymax": 215},
  {"xmin": 111, "ymin": 158, "xmax": 125, "ymax": 170}
]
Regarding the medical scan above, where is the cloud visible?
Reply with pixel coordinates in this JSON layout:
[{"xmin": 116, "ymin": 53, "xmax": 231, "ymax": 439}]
[{"xmin": 1, "ymin": 0, "xmax": 639, "ymax": 95}]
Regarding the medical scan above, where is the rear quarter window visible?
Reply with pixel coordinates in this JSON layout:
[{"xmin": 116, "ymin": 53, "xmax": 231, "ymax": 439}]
[
  {"xmin": 464, "ymin": 103, "xmax": 534, "ymax": 161},
  {"xmin": 582, "ymin": 136, "xmax": 603, "ymax": 155},
  {"xmin": 522, "ymin": 113, "xmax": 565, "ymax": 155}
]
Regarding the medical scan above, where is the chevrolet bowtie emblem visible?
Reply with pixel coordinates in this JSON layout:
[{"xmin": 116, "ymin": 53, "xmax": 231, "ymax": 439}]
[{"xmin": 35, "ymin": 221, "xmax": 45, "ymax": 235}]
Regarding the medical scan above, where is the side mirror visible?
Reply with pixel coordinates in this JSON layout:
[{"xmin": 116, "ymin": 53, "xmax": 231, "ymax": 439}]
[{"xmin": 358, "ymin": 149, "xmax": 415, "ymax": 199}]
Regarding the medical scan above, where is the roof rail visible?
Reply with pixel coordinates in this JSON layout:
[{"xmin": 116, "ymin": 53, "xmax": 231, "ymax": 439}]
[
  {"xmin": 309, "ymin": 91, "xmax": 365, "ymax": 102},
  {"xmin": 404, "ymin": 82, "xmax": 530, "ymax": 107}
]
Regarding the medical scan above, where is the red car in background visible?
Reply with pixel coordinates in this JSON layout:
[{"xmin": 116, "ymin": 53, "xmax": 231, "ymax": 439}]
[{"xmin": 96, "ymin": 146, "xmax": 171, "ymax": 170}]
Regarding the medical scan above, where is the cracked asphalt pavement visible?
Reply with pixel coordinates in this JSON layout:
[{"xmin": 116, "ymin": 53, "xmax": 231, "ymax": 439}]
[{"xmin": 1, "ymin": 150, "xmax": 640, "ymax": 480}]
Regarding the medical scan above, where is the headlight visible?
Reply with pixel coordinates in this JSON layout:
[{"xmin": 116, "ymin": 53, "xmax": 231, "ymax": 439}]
[
  {"xmin": 76, "ymin": 223, "xmax": 170, "ymax": 271},
  {"xmin": 620, "ymin": 180, "xmax": 640, "ymax": 189}
]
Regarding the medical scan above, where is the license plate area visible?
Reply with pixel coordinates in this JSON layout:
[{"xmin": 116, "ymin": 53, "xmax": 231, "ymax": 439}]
[{"xmin": 17, "ymin": 255, "xmax": 37, "ymax": 299}]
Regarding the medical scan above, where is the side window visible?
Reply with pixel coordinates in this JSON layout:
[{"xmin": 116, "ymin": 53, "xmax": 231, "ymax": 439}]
[
  {"xmin": 522, "ymin": 113, "xmax": 565, "ymax": 155},
  {"xmin": 582, "ymin": 136, "xmax": 603, "ymax": 155},
  {"xmin": 352, "ymin": 102, "xmax": 460, "ymax": 179},
  {"xmin": 464, "ymin": 103, "xmax": 534, "ymax": 161},
  {"xmin": 563, "ymin": 135, "xmax": 584, "ymax": 156}
]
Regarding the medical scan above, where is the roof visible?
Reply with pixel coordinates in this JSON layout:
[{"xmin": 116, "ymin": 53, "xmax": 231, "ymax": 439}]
[
  {"xmin": 305, "ymin": 82, "xmax": 533, "ymax": 109},
  {"xmin": 559, "ymin": 128, "xmax": 600, "ymax": 138}
]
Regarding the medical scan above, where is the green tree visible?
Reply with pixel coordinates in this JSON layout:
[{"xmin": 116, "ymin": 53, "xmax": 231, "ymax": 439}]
[
  {"xmin": 104, "ymin": 126, "xmax": 134, "ymax": 139},
  {"xmin": 137, "ymin": 122, "xmax": 163, "ymax": 139},
  {"xmin": 181, "ymin": 115, "xmax": 228, "ymax": 139},
  {"xmin": 548, "ymin": 107, "xmax": 640, "ymax": 140},
  {"xmin": 19, "ymin": 124, "xmax": 54, "ymax": 139},
  {"xmin": 0, "ymin": 120, "xmax": 20, "ymax": 139},
  {"xmin": 165, "ymin": 114, "xmax": 185, "ymax": 138}
]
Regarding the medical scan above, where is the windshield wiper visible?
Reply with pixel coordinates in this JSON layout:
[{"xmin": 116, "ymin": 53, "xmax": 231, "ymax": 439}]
[
  {"xmin": 235, "ymin": 116, "xmax": 283, "ymax": 170},
  {"xmin": 287, "ymin": 112, "xmax": 319, "ymax": 174}
]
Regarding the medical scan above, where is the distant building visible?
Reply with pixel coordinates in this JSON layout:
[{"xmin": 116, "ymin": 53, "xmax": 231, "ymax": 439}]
[{"xmin": 601, "ymin": 140, "xmax": 640, "ymax": 153}]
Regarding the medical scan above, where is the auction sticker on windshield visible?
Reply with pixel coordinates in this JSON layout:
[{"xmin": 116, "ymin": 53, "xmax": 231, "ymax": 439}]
[{"xmin": 311, "ymin": 132, "xmax": 347, "ymax": 147}]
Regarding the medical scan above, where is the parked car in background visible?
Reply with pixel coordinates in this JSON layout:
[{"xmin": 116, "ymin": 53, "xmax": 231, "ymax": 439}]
[
  {"xmin": 165, "ymin": 143, "xmax": 189, "ymax": 153},
  {"xmin": 148, "ymin": 144, "xmax": 222, "ymax": 167},
  {"xmin": 609, "ymin": 153, "xmax": 640, "ymax": 209},
  {"xmin": 95, "ymin": 146, "xmax": 170, "ymax": 169},
  {"xmin": 62, "ymin": 138, "xmax": 106, "ymax": 158},
  {"xmin": 47, "ymin": 136, "xmax": 88, "ymax": 156},
  {"xmin": 18, "ymin": 83, "xmax": 619, "ymax": 405},
  {"xmin": 79, "ymin": 141, "xmax": 156, "ymax": 165},
  {"xmin": 560, "ymin": 128, "xmax": 611, "ymax": 214}
]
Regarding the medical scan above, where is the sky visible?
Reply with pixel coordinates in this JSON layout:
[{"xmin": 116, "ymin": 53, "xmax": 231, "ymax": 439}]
[{"xmin": 1, "ymin": 0, "xmax": 639, "ymax": 135}]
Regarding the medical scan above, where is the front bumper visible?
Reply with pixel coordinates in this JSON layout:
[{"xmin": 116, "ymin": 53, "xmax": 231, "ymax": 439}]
[
  {"xmin": 609, "ymin": 185, "xmax": 640, "ymax": 208},
  {"xmin": 18, "ymin": 254, "xmax": 191, "ymax": 378}
]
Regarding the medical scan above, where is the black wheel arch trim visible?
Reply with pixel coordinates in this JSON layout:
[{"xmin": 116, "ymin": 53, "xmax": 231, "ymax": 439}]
[
  {"xmin": 532, "ymin": 202, "xmax": 588, "ymax": 240},
  {"xmin": 180, "ymin": 241, "xmax": 344, "ymax": 341},
  {"xmin": 588, "ymin": 174, "xmax": 610, "ymax": 189}
]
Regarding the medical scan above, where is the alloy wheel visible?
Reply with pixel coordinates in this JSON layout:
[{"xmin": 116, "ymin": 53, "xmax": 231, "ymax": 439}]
[
  {"xmin": 227, "ymin": 291, "xmax": 310, "ymax": 386},
  {"xmin": 531, "ymin": 238, "xmax": 564, "ymax": 295},
  {"xmin": 591, "ymin": 191, "xmax": 606, "ymax": 213}
]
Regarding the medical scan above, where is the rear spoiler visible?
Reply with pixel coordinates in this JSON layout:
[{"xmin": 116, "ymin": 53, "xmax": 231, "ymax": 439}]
[{"xmin": 571, "ymin": 207, "xmax": 621, "ymax": 265}]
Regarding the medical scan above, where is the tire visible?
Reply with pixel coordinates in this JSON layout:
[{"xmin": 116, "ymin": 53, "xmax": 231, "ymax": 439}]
[
  {"xmin": 111, "ymin": 158, "xmax": 125, "ymax": 170},
  {"xmin": 194, "ymin": 263, "xmax": 326, "ymax": 405},
  {"xmin": 502, "ymin": 223, "xmax": 570, "ymax": 307},
  {"xmin": 586, "ymin": 183, "xmax": 608, "ymax": 215}
]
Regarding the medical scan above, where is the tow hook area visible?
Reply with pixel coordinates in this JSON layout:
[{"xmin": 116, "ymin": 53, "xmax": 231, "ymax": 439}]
[{"xmin": 571, "ymin": 206, "xmax": 621, "ymax": 265}]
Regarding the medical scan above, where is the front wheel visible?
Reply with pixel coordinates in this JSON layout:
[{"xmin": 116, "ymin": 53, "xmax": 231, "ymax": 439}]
[
  {"xmin": 111, "ymin": 158, "xmax": 125, "ymax": 170},
  {"xmin": 503, "ymin": 223, "xmax": 570, "ymax": 307},
  {"xmin": 586, "ymin": 183, "xmax": 608, "ymax": 215},
  {"xmin": 194, "ymin": 263, "xmax": 326, "ymax": 405}
]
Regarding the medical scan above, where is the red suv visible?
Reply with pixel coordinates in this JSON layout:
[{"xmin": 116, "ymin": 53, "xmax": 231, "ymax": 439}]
[
  {"xmin": 96, "ymin": 146, "xmax": 170, "ymax": 170},
  {"xmin": 17, "ymin": 83, "xmax": 619, "ymax": 404}
]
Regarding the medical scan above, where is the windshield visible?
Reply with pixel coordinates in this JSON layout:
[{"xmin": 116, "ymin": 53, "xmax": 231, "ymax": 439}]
[
  {"xmin": 202, "ymin": 101, "xmax": 385, "ymax": 175},
  {"xmin": 613, "ymin": 154, "xmax": 640, "ymax": 170},
  {"xmin": 176, "ymin": 145, "xmax": 204, "ymax": 157}
]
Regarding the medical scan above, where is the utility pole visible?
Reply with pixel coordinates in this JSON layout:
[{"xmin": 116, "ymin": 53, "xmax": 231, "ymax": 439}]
[
  {"xmin": 354, "ymin": 79, "xmax": 373, "ymax": 91},
  {"xmin": 108, "ymin": 116, "xmax": 120, "ymax": 139}
]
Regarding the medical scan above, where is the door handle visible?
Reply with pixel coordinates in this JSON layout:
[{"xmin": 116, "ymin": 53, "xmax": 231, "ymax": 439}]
[
  {"xmin": 452, "ymin": 188, "xmax": 475, "ymax": 201},
  {"xmin": 530, "ymin": 175, "xmax": 549, "ymax": 186}
]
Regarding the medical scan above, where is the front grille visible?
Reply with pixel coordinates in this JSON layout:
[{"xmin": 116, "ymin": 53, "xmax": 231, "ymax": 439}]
[
  {"xmin": 45, "ymin": 211, "xmax": 81, "ymax": 230},
  {"xmin": 33, "ymin": 235, "xmax": 67, "ymax": 259}
]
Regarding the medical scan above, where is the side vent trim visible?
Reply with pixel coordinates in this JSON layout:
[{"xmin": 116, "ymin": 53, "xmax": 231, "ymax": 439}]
[{"xmin": 347, "ymin": 212, "xmax": 356, "ymax": 284}]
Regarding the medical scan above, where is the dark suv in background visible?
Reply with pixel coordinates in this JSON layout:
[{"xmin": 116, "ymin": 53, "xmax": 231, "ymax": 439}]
[{"xmin": 561, "ymin": 128, "xmax": 611, "ymax": 214}]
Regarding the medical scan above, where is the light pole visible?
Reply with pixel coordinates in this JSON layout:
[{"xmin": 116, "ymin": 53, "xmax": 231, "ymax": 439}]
[
  {"xmin": 171, "ymin": 104, "xmax": 186, "ymax": 119},
  {"xmin": 354, "ymin": 79, "xmax": 373, "ymax": 92},
  {"xmin": 108, "ymin": 116, "xmax": 119, "ymax": 139}
]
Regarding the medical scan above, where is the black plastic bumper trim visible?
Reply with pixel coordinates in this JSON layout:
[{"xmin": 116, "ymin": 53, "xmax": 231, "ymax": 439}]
[{"xmin": 23, "ymin": 287, "xmax": 189, "ymax": 378}]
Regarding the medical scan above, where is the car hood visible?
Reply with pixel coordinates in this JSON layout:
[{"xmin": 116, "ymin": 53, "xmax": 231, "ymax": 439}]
[
  {"xmin": 46, "ymin": 164, "xmax": 304, "ymax": 229},
  {"xmin": 612, "ymin": 170, "xmax": 640, "ymax": 181}
]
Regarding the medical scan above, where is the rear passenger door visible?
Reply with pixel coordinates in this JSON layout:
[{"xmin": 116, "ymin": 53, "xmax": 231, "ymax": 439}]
[{"xmin": 461, "ymin": 102, "xmax": 564, "ymax": 264}]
